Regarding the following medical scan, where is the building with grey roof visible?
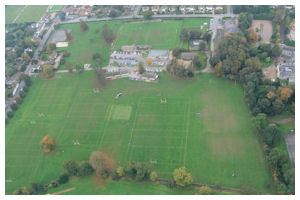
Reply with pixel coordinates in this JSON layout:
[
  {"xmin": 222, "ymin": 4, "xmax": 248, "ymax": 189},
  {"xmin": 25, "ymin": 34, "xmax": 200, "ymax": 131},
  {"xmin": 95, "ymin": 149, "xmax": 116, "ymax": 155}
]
[
  {"xmin": 277, "ymin": 45, "xmax": 295, "ymax": 84},
  {"xmin": 147, "ymin": 50, "xmax": 169, "ymax": 66}
]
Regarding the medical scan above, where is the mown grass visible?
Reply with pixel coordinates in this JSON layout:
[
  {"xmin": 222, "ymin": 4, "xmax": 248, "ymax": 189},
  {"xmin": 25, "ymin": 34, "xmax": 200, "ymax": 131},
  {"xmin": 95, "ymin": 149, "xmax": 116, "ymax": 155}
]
[
  {"xmin": 5, "ymin": 5, "xmax": 48, "ymax": 24},
  {"xmin": 6, "ymin": 71, "xmax": 271, "ymax": 194}
]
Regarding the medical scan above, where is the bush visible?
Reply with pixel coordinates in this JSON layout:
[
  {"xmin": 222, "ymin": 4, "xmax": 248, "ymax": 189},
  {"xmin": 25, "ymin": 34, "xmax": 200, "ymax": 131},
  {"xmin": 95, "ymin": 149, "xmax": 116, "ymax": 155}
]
[
  {"xmin": 116, "ymin": 166, "xmax": 124, "ymax": 177},
  {"xmin": 150, "ymin": 171, "xmax": 158, "ymax": 182},
  {"xmin": 262, "ymin": 125, "xmax": 281, "ymax": 147},
  {"xmin": 60, "ymin": 58, "xmax": 66, "ymax": 65},
  {"xmin": 7, "ymin": 111, "xmax": 13, "ymax": 118},
  {"xmin": 31, "ymin": 182, "xmax": 46, "ymax": 194},
  {"xmin": 57, "ymin": 173, "xmax": 70, "ymax": 184},
  {"xmin": 198, "ymin": 185, "xmax": 213, "ymax": 194},
  {"xmin": 11, "ymin": 103, "xmax": 18, "ymax": 111},
  {"xmin": 13, "ymin": 186, "xmax": 33, "ymax": 195},
  {"xmin": 78, "ymin": 161, "xmax": 94, "ymax": 177},
  {"xmin": 49, "ymin": 180, "xmax": 59, "ymax": 188},
  {"xmin": 64, "ymin": 160, "xmax": 79, "ymax": 176},
  {"xmin": 63, "ymin": 51, "xmax": 71, "ymax": 57}
]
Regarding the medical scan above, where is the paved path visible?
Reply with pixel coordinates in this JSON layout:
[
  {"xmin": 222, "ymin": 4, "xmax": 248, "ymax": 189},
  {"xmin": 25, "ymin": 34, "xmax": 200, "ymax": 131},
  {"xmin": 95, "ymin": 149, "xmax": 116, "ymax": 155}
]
[{"xmin": 50, "ymin": 187, "xmax": 75, "ymax": 195}]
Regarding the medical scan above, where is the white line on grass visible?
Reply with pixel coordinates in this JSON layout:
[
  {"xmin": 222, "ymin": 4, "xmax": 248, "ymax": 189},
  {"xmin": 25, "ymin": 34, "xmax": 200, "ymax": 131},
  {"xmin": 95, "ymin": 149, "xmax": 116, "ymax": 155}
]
[
  {"xmin": 126, "ymin": 98, "xmax": 140, "ymax": 160},
  {"xmin": 131, "ymin": 145, "xmax": 185, "ymax": 149},
  {"xmin": 183, "ymin": 96, "xmax": 191, "ymax": 166},
  {"xmin": 96, "ymin": 105, "xmax": 112, "ymax": 146}
]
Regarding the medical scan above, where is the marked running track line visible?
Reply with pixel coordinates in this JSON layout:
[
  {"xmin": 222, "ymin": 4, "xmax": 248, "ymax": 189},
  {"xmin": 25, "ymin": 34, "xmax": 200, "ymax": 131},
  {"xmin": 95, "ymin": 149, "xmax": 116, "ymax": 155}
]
[
  {"xmin": 183, "ymin": 96, "xmax": 191, "ymax": 166},
  {"xmin": 96, "ymin": 104, "xmax": 113, "ymax": 147},
  {"xmin": 126, "ymin": 98, "xmax": 140, "ymax": 160}
]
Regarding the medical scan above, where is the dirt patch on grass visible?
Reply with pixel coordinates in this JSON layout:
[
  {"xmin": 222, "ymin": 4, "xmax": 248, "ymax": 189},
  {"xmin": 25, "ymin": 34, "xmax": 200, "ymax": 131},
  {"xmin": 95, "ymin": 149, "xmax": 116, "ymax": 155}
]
[
  {"xmin": 209, "ymin": 137, "xmax": 245, "ymax": 157},
  {"xmin": 250, "ymin": 20, "xmax": 273, "ymax": 43},
  {"xmin": 200, "ymin": 91, "xmax": 239, "ymax": 132}
]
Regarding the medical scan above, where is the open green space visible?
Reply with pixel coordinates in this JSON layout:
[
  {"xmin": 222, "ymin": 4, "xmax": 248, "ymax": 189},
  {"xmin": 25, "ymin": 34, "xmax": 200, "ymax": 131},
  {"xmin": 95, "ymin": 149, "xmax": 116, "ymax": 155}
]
[
  {"xmin": 5, "ymin": 5, "xmax": 48, "ymax": 24},
  {"xmin": 6, "ymin": 71, "xmax": 271, "ymax": 194},
  {"xmin": 48, "ymin": 5, "xmax": 63, "ymax": 12},
  {"xmin": 56, "ymin": 18, "xmax": 210, "ymax": 69}
]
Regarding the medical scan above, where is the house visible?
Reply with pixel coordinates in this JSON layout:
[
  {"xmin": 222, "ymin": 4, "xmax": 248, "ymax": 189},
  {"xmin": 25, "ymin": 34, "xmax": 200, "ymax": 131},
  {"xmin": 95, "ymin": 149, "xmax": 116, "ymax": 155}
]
[
  {"xmin": 224, "ymin": 17, "xmax": 239, "ymax": 34},
  {"xmin": 147, "ymin": 50, "xmax": 169, "ymax": 66},
  {"xmin": 180, "ymin": 52, "xmax": 198, "ymax": 61},
  {"xmin": 277, "ymin": 45, "xmax": 295, "ymax": 84},
  {"xmin": 151, "ymin": 5, "xmax": 159, "ymax": 13},
  {"xmin": 198, "ymin": 6, "xmax": 205, "ymax": 13},
  {"xmin": 205, "ymin": 6, "xmax": 213, "ymax": 13},
  {"xmin": 121, "ymin": 45, "xmax": 137, "ymax": 53},
  {"xmin": 31, "ymin": 65, "xmax": 41, "ymax": 73},
  {"xmin": 190, "ymin": 40, "xmax": 207, "ymax": 51},
  {"xmin": 141, "ymin": 6, "xmax": 150, "ymax": 12},
  {"xmin": 109, "ymin": 50, "xmax": 142, "ymax": 67}
]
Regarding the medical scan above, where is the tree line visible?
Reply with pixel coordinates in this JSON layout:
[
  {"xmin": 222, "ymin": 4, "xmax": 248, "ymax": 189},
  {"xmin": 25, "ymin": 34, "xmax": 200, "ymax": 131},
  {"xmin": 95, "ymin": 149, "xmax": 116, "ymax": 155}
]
[{"xmin": 210, "ymin": 26, "xmax": 294, "ymax": 194}]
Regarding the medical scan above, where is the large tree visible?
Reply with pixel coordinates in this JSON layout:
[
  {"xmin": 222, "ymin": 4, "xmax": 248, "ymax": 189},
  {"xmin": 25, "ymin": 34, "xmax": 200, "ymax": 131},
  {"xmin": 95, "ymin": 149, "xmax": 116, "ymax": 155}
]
[
  {"xmin": 89, "ymin": 151, "xmax": 115, "ymax": 178},
  {"xmin": 101, "ymin": 24, "xmax": 116, "ymax": 44},
  {"xmin": 79, "ymin": 19, "xmax": 88, "ymax": 32},
  {"xmin": 40, "ymin": 135, "xmax": 56, "ymax": 153},
  {"xmin": 173, "ymin": 167, "xmax": 193, "ymax": 187}
]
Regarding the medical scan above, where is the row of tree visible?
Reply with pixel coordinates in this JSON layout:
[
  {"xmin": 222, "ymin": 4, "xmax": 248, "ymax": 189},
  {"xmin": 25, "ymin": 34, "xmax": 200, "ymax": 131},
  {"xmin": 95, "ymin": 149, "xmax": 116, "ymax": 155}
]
[
  {"xmin": 210, "ymin": 25, "xmax": 294, "ymax": 194},
  {"xmin": 210, "ymin": 33, "xmax": 293, "ymax": 116},
  {"xmin": 252, "ymin": 114, "xmax": 294, "ymax": 194},
  {"xmin": 180, "ymin": 28, "xmax": 211, "ymax": 43},
  {"xmin": 6, "ymin": 74, "xmax": 32, "ymax": 123}
]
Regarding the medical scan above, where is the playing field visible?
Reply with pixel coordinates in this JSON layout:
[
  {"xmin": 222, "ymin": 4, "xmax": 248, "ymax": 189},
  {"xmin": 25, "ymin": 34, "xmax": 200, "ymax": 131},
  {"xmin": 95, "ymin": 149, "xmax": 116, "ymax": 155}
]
[
  {"xmin": 5, "ymin": 5, "xmax": 48, "ymax": 24},
  {"xmin": 5, "ymin": 72, "xmax": 271, "ymax": 194},
  {"xmin": 57, "ymin": 18, "xmax": 210, "ymax": 68},
  {"xmin": 48, "ymin": 5, "xmax": 63, "ymax": 13}
]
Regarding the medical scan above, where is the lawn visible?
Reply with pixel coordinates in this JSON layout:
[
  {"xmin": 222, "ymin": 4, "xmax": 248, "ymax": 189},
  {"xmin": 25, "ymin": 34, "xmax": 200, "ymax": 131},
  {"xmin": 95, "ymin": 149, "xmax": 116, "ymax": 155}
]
[
  {"xmin": 5, "ymin": 72, "xmax": 271, "ymax": 194},
  {"xmin": 5, "ymin": 5, "xmax": 48, "ymax": 24},
  {"xmin": 58, "ymin": 21, "xmax": 122, "ymax": 68},
  {"xmin": 56, "ymin": 18, "xmax": 211, "ymax": 69},
  {"xmin": 48, "ymin": 5, "xmax": 63, "ymax": 12}
]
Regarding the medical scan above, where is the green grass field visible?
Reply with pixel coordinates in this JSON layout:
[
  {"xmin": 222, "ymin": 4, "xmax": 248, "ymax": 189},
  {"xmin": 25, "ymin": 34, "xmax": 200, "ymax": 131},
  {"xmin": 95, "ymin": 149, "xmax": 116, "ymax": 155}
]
[
  {"xmin": 5, "ymin": 72, "xmax": 271, "ymax": 194},
  {"xmin": 57, "ymin": 18, "xmax": 210, "ymax": 68},
  {"xmin": 5, "ymin": 5, "xmax": 48, "ymax": 24},
  {"xmin": 48, "ymin": 5, "xmax": 63, "ymax": 12}
]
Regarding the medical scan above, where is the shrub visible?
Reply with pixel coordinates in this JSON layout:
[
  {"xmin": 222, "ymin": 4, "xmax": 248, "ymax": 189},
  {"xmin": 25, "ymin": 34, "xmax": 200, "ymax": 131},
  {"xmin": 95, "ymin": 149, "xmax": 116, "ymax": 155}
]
[
  {"xmin": 198, "ymin": 185, "xmax": 213, "ymax": 195},
  {"xmin": 150, "ymin": 171, "xmax": 158, "ymax": 182},
  {"xmin": 13, "ymin": 186, "xmax": 33, "ymax": 195},
  {"xmin": 64, "ymin": 160, "xmax": 80, "ymax": 176},
  {"xmin": 31, "ymin": 182, "xmax": 46, "ymax": 194},
  {"xmin": 63, "ymin": 51, "xmax": 71, "ymax": 57},
  {"xmin": 78, "ymin": 161, "xmax": 94, "ymax": 177},
  {"xmin": 116, "ymin": 166, "xmax": 124, "ymax": 178},
  {"xmin": 57, "ymin": 173, "xmax": 70, "ymax": 184},
  {"xmin": 49, "ymin": 180, "xmax": 59, "ymax": 188},
  {"xmin": 11, "ymin": 103, "xmax": 18, "ymax": 111}
]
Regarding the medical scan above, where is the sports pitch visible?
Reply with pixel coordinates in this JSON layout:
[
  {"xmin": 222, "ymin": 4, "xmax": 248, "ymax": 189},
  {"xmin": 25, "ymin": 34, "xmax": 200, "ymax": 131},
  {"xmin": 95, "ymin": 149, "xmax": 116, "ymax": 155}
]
[
  {"xmin": 5, "ymin": 72, "xmax": 271, "ymax": 194},
  {"xmin": 5, "ymin": 5, "xmax": 48, "ymax": 24}
]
